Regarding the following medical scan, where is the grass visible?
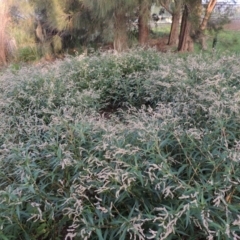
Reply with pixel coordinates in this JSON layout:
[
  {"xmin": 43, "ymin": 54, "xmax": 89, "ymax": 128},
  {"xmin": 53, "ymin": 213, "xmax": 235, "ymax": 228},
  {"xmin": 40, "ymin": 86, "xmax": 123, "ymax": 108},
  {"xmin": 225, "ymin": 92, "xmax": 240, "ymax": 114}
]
[
  {"xmin": 217, "ymin": 30, "xmax": 240, "ymax": 52},
  {"xmin": 194, "ymin": 30, "xmax": 240, "ymax": 53},
  {"xmin": 150, "ymin": 23, "xmax": 171, "ymax": 38},
  {"xmin": 151, "ymin": 23, "xmax": 240, "ymax": 54},
  {"xmin": 1, "ymin": 49, "xmax": 240, "ymax": 239}
]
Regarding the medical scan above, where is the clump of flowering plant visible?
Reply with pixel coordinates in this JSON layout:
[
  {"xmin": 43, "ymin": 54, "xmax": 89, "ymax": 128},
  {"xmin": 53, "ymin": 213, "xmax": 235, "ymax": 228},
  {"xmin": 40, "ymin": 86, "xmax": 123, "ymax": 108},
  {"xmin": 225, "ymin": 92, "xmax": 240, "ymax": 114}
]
[{"xmin": 0, "ymin": 49, "xmax": 240, "ymax": 239}]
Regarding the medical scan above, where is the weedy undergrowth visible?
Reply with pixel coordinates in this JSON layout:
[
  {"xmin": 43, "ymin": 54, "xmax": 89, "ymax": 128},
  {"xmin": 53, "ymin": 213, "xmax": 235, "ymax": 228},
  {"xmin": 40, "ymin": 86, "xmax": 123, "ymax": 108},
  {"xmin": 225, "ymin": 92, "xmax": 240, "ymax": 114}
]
[{"xmin": 0, "ymin": 49, "xmax": 240, "ymax": 239}]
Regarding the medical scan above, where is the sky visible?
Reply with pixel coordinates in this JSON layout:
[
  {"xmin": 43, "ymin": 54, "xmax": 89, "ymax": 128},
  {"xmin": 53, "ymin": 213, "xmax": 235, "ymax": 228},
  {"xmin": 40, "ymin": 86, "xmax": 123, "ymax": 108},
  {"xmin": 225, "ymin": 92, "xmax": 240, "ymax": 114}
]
[{"xmin": 202, "ymin": 0, "xmax": 240, "ymax": 3}]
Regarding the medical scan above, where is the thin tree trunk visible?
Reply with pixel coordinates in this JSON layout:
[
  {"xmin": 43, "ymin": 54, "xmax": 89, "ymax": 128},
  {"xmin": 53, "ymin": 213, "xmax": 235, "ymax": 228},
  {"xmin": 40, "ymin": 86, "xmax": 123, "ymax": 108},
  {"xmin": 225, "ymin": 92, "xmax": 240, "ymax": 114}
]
[
  {"xmin": 178, "ymin": 5, "xmax": 193, "ymax": 52},
  {"xmin": 197, "ymin": 0, "xmax": 217, "ymax": 50},
  {"xmin": 178, "ymin": 0, "xmax": 202, "ymax": 52},
  {"xmin": 200, "ymin": 0, "xmax": 217, "ymax": 31},
  {"xmin": 138, "ymin": 0, "xmax": 149, "ymax": 46},
  {"xmin": 168, "ymin": 0, "xmax": 182, "ymax": 46},
  {"xmin": 0, "ymin": 2, "xmax": 8, "ymax": 65},
  {"xmin": 36, "ymin": 20, "xmax": 46, "ymax": 43},
  {"xmin": 168, "ymin": 11, "xmax": 181, "ymax": 46},
  {"xmin": 113, "ymin": 10, "xmax": 128, "ymax": 52}
]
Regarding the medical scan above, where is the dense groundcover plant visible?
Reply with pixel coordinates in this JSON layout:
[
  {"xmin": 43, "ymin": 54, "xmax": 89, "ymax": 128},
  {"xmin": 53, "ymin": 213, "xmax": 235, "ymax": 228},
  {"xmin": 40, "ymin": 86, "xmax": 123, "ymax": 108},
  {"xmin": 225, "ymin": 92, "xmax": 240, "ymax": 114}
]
[{"xmin": 1, "ymin": 49, "xmax": 240, "ymax": 239}]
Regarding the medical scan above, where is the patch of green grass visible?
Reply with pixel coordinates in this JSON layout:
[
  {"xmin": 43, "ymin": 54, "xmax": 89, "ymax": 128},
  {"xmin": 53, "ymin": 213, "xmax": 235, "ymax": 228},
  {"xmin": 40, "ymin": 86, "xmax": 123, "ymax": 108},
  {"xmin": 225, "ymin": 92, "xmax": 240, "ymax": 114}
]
[
  {"xmin": 150, "ymin": 23, "xmax": 171, "ymax": 38},
  {"xmin": 17, "ymin": 45, "xmax": 41, "ymax": 62},
  {"xmin": 195, "ymin": 30, "xmax": 240, "ymax": 54},
  {"xmin": 217, "ymin": 30, "xmax": 240, "ymax": 52}
]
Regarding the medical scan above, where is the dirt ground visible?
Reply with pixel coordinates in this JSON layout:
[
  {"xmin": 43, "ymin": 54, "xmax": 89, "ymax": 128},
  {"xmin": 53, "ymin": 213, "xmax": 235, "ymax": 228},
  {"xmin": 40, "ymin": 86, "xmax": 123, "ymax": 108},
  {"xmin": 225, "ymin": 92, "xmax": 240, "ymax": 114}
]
[{"xmin": 224, "ymin": 19, "xmax": 240, "ymax": 31}]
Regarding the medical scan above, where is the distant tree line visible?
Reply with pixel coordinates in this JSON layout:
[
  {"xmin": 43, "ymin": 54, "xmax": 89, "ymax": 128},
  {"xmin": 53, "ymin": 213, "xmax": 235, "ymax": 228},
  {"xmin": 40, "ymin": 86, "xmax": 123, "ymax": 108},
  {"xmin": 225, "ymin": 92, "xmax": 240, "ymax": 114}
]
[{"xmin": 0, "ymin": 0, "xmax": 236, "ymax": 65}]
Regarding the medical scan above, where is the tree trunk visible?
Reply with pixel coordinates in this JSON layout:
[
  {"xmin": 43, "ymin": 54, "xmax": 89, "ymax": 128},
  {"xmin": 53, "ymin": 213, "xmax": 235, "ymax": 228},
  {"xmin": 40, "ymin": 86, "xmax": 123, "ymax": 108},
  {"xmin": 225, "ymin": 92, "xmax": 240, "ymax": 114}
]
[
  {"xmin": 168, "ymin": 11, "xmax": 181, "ymax": 46},
  {"xmin": 178, "ymin": 0, "xmax": 202, "ymax": 52},
  {"xmin": 0, "ymin": 2, "xmax": 8, "ymax": 65},
  {"xmin": 200, "ymin": 0, "xmax": 217, "ymax": 31},
  {"xmin": 138, "ymin": 0, "xmax": 150, "ymax": 46},
  {"xmin": 168, "ymin": 0, "xmax": 182, "ymax": 46},
  {"xmin": 197, "ymin": 0, "xmax": 217, "ymax": 50},
  {"xmin": 113, "ymin": 10, "xmax": 128, "ymax": 52},
  {"xmin": 178, "ymin": 5, "xmax": 193, "ymax": 52},
  {"xmin": 36, "ymin": 20, "xmax": 46, "ymax": 43}
]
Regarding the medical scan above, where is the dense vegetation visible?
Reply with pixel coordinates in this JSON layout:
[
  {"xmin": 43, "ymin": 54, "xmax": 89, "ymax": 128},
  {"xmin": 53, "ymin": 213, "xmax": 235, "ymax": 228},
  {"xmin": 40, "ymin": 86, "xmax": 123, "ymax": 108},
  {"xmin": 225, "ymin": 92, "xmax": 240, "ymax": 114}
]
[
  {"xmin": 1, "ymin": 0, "xmax": 238, "ymax": 66},
  {"xmin": 1, "ymin": 50, "xmax": 240, "ymax": 239}
]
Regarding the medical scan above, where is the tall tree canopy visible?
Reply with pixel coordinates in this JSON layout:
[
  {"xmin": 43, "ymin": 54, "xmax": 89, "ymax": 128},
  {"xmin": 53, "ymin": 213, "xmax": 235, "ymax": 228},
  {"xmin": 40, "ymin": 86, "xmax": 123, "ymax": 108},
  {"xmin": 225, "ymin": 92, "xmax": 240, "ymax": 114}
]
[
  {"xmin": 0, "ymin": 0, "xmax": 237, "ymax": 63},
  {"xmin": 81, "ymin": 0, "xmax": 153, "ymax": 51}
]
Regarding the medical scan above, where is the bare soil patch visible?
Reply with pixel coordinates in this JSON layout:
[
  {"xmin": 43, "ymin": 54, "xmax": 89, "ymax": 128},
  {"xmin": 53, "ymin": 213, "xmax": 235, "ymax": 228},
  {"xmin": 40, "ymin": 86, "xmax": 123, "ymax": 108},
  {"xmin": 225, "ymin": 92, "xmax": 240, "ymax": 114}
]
[
  {"xmin": 224, "ymin": 20, "xmax": 240, "ymax": 31},
  {"xmin": 148, "ymin": 36, "xmax": 174, "ymax": 52}
]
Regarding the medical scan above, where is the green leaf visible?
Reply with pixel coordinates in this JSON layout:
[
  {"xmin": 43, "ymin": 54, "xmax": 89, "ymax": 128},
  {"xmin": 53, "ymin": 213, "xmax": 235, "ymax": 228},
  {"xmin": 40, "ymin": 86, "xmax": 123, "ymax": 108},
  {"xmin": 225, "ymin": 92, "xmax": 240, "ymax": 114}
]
[{"xmin": 96, "ymin": 228, "xmax": 104, "ymax": 240}]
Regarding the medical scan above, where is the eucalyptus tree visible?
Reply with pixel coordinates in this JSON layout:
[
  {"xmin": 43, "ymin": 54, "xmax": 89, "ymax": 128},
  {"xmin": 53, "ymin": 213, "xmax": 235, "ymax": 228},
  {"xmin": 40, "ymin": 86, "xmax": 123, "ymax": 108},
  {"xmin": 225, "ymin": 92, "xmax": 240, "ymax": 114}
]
[
  {"xmin": 196, "ymin": 0, "xmax": 217, "ymax": 50},
  {"xmin": 81, "ymin": 0, "xmax": 163, "ymax": 50},
  {"xmin": 23, "ymin": 0, "xmax": 110, "ymax": 57},
  {"xmin": 158, "ymin": 0, "xmax": 219, "ymax": 51},
  {"xmin": 0, "ymin": 1, "xmax": 8, "ymax": 65},
  {"xmin": 138, "ymin": 0, "xmax": 151, "ymax": 46},
  {"xmin": 28, "ymin": 0, "xmax": 87, "ymax": 55},
  {"xmin": 200, "ymin": 0, "xmax": 217, "ymax": 31},
  {"xmin": 0, "ymin": 0, "xmax": 21, "ymax": 65},
  {"xmin": 80, "ymin": 0, "xmax": 138, "ymax": 51},
  {"xmin": 178, "ymin": 0, "xmax": 202, "ymax": 52},
  {"xmin": 158, "ymin": 0, "xmax": 183, "ymax": 46},
  {"xmin": 1, "ymin": 0, "xmax": 62, "ymax": 61},
  {"xmin": 167, "ymin": 0, "xmax": 183, "ymax": 46},
  {"xmin": 177, "ymin": 0, "xmax": 224, "ymax": 51}
]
